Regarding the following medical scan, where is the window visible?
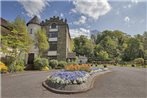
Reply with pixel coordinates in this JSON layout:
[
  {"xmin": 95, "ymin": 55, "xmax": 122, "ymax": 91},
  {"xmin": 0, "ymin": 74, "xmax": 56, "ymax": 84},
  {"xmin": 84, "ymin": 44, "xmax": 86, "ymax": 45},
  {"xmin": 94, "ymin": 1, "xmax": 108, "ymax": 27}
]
[
  {"xmin": 30, "ymin": 29, "xmax": 33, "ymax": 34},
  {"xmin": 51, "ymin": 23, "xmax": 57, "ymax": 29},
  {"xmin": 48, "ymin": 32, "xmax": 58, "ymax": 38},
  {"xmin": 49, "ymin": 41, "xmax": 57, "ymax": 51},
  {"xmin": 48, "ymin": 56, "xmax": 57, "ymax": 60}
]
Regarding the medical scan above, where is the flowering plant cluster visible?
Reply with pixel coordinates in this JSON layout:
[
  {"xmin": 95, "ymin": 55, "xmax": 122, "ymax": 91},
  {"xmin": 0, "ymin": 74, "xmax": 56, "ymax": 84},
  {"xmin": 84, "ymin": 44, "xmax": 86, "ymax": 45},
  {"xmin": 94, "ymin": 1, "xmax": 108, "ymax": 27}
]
[
  {"xmin": 90, "ymin": 67, "xmax": 108, "ymax": 74},
  {"xmin": 47, "ymin": 70, "xmax": 90, "ymax": 85},
  {"xmin": 64, "ymin": 64, "xmax": 91, "ymax": 72},
  {"xmin": 90, "ymin": 68, "xmax": 103, "ymax": 74},
  {"xmin": 0, "ymin": 61, "xmax": 8, "ymax": 73}
]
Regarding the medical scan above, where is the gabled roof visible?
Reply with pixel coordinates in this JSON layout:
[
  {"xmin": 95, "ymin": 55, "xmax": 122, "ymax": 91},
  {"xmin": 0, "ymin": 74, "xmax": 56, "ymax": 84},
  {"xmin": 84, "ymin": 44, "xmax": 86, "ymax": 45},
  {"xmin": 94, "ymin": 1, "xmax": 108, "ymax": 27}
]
[
  {"xmin": 0, "ymin": 18, "xmax": 13, "ymax": 35},
  {"xmin": 27, "ymin": 16, "xmax": 40, "ymax": 26}
]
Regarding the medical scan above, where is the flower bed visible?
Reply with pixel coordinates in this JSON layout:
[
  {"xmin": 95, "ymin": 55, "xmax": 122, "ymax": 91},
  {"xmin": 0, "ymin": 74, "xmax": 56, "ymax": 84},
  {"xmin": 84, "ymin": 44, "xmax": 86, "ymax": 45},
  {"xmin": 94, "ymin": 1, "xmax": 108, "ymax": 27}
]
[
  {"xmin": 64, "ymin": 64, "xmax": 91, "ymax": 72},
  {"xmin": 43, "ymin": 67, "xmax": 110, "ymax": 93},
  {"xmin": 48, "ymin": 71, "xmax": 90, "ymax": 85}
]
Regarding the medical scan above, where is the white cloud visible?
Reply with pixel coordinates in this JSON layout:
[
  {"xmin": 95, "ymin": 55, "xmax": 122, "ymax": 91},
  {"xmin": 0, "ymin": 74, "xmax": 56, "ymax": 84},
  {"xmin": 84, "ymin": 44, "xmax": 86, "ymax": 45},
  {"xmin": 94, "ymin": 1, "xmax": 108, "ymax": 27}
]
[
  {"xmin": 70, "ymin": 28, "xmax": 90, "ymax": 38},
  {"xmin": 128, "ymin": 4, "xmax": 132, "ymax": 8},
  {"xmin": 123, "ymin": 4, "xmax": 132, "ymax": 9},
  {"xmin": 60, "ymin": 13, "xmax": 64, "ymax": 17},
  {"xmin": 71, "ymin": 0, "xmax": 111, "ymax": 20},
  {"xmin": 18, "ymin": 0, "xmax": 49, "ymax": 18},
  {"xmin": 124, "ymin": 16, "xmax": 130, "ymax": 22},
  {"xmin": 74, "ymin": 16, "xmax": 87, "ymax": 25},
  {"xmin": 131, "ymin": 0, "xmax": 139, "ymax": 4}
]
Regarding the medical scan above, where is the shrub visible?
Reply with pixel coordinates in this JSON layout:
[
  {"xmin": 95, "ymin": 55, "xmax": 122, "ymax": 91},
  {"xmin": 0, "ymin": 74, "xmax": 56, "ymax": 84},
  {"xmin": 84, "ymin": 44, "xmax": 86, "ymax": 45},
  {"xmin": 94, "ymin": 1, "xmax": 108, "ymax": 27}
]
[
  {"xmin": 14, "ymin": 60, "xmax": 25, "ymax": 72},
  {"xmin": 41, "ymin": 66, "xmax": 49, "ymax": 71},
  {"xmin": 67, "ymin": 61, "xmax": 77, "ymax": 65},
  {"xmin": 57, "ymin": 61, "xmax": 67, "ymax": 69},
  {"xmin": 0, "ymin": 61, "xmax": 8, "ymax": 73},
  {"xmin": 14, "ymin": 65, "xmax": 24, "ymax": 71},
  {"xmin": 49, "ymin": 59, "xmax": 58, "ymax": 69},
  {"xmin": 1, "ymin": 56, "xmax": 15, "ymax": 67},
  {"xmin": 34, "ymin": 57, "xmax": 49, "ymax": 70},
  {"xmin": 134, "ymin": 58, "xmax": 144, "ymax": 66}
]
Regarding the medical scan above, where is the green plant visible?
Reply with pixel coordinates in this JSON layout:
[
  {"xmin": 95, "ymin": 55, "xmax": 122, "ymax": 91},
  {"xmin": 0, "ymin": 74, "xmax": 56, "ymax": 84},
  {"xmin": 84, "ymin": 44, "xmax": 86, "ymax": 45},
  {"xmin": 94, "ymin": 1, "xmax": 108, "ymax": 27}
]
[
  {"xmin": 41, "ymin": 66, "xmax": 49, "ymax": 71},
  {"xmin": 49, "ymin": 59, "xmax": 58, "ymax": 69},
  {"xmin": 67, "ymin": 61, "xmax": 77, "ymax": 65},
  {"xmin": 58, "ymin": 61, "xmax": 67, "ymax": 69},
  {"xmin": 14, "ymin": 65, "xmax": 24, "ymax": 71},
  {"xmin": 34, "ymin": 57, "xmax": 49, "ymax": 70},
  {"xmin": 14, "ymin": 59, "xmax": 25, "ymax": 71},
  {"xmin": 134, "ymin": 58, "xmax": 144, "ymax": 66}
]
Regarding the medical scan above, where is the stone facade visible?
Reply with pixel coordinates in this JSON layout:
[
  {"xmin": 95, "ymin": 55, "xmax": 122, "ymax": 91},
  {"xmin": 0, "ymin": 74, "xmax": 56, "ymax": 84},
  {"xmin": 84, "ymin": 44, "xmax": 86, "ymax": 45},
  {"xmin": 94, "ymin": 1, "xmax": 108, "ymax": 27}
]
[{"xmin": 27, "ymin": 16, "xmax": 75, "ymax": 62}]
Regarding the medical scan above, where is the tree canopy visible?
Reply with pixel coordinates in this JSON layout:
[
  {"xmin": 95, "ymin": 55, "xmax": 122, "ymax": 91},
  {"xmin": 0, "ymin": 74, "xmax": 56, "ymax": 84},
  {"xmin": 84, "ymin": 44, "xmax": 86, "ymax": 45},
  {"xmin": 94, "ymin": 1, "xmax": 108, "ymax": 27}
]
[
  {"xmin": 73, "ymin": 30, "xmax": 147, "ymax": 62},
  {"xmin": 35, "ymin": 28, "xmax": 49, "ymax": 57}
]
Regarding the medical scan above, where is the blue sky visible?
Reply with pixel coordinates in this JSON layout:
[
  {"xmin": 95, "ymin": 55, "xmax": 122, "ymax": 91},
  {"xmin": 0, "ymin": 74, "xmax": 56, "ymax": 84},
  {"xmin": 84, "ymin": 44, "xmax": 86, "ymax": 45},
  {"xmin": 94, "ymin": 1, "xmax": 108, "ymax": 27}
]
[{"xmin": 1, "ymin": 0, "xmax": 147, "ymax": 38}]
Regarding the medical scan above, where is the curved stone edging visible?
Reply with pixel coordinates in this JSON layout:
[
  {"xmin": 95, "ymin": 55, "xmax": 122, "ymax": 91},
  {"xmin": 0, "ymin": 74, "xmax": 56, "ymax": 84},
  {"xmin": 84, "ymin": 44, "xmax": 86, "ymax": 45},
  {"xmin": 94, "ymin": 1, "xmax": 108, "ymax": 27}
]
[{"xmin": 42, "ymin": 70, "xmax": 111, "ymax": 94}]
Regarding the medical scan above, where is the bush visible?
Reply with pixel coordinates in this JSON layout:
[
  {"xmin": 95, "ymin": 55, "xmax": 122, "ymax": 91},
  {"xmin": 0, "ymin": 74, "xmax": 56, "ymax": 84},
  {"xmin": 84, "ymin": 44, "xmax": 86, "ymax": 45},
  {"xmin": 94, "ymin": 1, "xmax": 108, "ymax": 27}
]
[
  {"xmin": 49, "ymin": 59, "xmax": 58, "ymax": 69},
  {"xmin": 67, "ymin": 61, "xmax": 77, "ymax": 65},
  {"xmin": 134, "ymin": 58, "xmax": 144, "ymax": 66},
  {"xmin": 57, "ymin": 61, "xmax": 67, "ymax": 69},
  {"xmin": 8, "ymin": 59, "xmax": 25, "ymax": 72},
  {"xmin": 0, "ymin": 61, "xmax": 8, "ymax": 73},
  {"xmin": 41, "ymin": 66, "xmax": 49, "ymax": 71},
  {"xmin": 1, "ymin": 56, "xmax": 15, "ymax": 66},
  {"xmin": 34, "ymin": 57, "xmax": 49, "ymax": 70}
]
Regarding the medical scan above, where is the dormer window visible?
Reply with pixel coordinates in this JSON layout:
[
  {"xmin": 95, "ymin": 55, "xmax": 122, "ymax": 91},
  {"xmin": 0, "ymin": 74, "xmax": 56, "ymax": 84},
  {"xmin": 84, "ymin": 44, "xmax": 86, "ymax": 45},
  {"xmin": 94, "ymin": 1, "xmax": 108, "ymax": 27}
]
[{"xmin": 51, "ymin": 23, "xmax": 57, "ymax": 29}]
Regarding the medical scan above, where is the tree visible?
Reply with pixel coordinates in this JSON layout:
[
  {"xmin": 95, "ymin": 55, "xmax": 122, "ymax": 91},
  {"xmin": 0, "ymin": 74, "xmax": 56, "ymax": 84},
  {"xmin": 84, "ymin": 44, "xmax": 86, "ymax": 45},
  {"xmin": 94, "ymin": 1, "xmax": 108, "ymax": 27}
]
[
  {"xmin": 122, "ymin": 38, "xmax": 144, "ymax": 61},
  {"xmin": 1, "ymin": 16, "xmax": 33, "ymax": 71},
  {"xmin": 143, "ymin": 31, "xmax": 147, "ymax": 51},
  {"xmin": 95, "ymin": 50, "xmax": 109, "ymax": 61},
  {"xmin": 35, "ymin": 28, "xmax": 49, "ymax": 57},
  {"xmin": 73, "ymin": 35, "xmax": 93, "ymax": 57}
]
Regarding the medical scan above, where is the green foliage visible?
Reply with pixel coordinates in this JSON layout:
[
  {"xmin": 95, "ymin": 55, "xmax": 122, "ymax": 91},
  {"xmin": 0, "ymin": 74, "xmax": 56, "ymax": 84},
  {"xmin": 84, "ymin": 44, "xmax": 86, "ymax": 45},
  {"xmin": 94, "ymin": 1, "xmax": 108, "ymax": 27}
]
[
  {"xmin": 70, "ymin": 39, "xmax": 75, "ymax": 52},
  {"xmin": 35, "ymin": 28, "xmax": 49, "ymax": 56},
  {"xmin": 95, "ymin": 50, "xmax": 109, "ymax": 61},
  {"xmin": 34, "ymin": 57, "xmax": 49, "ymax": 70},
  {"xmin": 67, "ymin": 61, "xmax": 78, "ymax": 65},
  {"xmin": 1, "ymin": 16, "xmax": 33, "ymax": 72},
  {"xmin": 74, "ymin": 35, "xmax": 94, "ymax": 57},
  {"xmin": 57, "ymin": 61, "xmax": 67, "ymax": 69},
  {"xmin": 8, "ymin": 59, "xmax": 25, "ymax": 72},
  {"xmin": 122, "ymin": 38, "xmax": 144, "ymax": 61},
  {"xmin": 134, "ymin": 58, "xmax": 144, "ymax": 65},
  {"xmin": 1, "ymin": 16, "xmax": 32, "ymax": 57},
  {"xmin": 49, "ymin": 60, "xmax": 58, "ymax": 68}
]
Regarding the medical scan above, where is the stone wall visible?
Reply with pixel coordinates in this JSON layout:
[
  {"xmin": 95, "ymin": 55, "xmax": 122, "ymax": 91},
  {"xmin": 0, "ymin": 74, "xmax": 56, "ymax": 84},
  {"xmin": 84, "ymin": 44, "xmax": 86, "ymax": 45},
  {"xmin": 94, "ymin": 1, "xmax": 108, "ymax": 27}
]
[{"xmin": 57, "ymin": 24, "xmax": 67, "ymax": 61}]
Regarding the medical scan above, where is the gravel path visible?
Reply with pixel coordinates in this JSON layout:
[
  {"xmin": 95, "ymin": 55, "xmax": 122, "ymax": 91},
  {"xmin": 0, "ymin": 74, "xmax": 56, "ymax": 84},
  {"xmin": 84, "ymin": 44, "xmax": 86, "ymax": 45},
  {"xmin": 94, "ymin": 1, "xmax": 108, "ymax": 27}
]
[{"xmin": 1, "ymin": 66, "xmax": 147, "ymax": 98}]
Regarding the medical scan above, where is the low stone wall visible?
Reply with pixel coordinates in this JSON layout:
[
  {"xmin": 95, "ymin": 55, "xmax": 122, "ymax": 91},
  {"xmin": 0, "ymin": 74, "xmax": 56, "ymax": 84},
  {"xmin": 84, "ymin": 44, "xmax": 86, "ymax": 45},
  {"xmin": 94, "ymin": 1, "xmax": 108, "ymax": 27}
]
[{"xmin": 42, "ymin": 70, "xmax": 111, "ymax": 94}]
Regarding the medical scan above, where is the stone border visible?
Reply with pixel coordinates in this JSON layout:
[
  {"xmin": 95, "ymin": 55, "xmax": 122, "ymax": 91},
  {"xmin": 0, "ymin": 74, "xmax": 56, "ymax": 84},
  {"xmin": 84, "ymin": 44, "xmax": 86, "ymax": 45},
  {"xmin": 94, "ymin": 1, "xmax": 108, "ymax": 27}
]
[{"xmin": 42, "ymin": 70, "xmax": 111, "ymax": 94}]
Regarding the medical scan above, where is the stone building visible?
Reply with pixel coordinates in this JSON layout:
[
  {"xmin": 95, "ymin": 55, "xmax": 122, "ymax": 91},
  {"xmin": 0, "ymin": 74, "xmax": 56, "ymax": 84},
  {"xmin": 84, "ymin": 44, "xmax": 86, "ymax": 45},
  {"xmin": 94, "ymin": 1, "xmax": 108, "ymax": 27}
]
[{"xmin": 27, "ymin": 16, "xmax": 76, "ymax": 64}]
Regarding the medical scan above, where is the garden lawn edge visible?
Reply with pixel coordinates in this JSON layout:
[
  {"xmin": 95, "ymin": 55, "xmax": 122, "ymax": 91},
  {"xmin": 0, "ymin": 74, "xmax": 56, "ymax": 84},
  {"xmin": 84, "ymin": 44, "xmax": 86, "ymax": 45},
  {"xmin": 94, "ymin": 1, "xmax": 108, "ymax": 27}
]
[{"xmin": 42, "ymin": 70, "xmax": 112, "ymax": 94}]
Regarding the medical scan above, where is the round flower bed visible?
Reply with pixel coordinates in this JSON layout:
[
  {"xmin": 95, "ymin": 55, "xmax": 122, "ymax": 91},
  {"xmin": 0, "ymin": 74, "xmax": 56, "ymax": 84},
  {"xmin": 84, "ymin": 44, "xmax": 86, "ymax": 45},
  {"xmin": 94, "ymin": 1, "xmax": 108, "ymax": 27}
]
[
  {"xmin": 47, "ymin": 71, "xmax": 90, "ymax": 85},
  {"xmin": 43, "ymin": 66, "xmax": 110, "ymax": 93}
]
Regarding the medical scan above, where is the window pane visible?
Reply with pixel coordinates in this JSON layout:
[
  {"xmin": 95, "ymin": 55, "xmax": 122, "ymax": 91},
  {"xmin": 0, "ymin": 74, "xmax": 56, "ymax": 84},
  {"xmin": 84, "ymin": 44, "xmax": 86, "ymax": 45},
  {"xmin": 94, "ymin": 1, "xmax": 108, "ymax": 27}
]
[
  {"xmin": 49, "ymin": 41, "xmax": 57, "ymax": 51},
  {"xmin": 51, "ymin": 23, "xmax": 57, "ymax": 29},
  {"xmin": 48, "ymin": 32, "xmax": 58, "ymax": 38}
]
